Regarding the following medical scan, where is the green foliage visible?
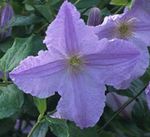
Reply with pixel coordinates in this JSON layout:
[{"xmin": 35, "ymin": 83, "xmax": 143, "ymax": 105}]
[
  {"xmin": 0, "ymin": 35, "xmax": 45, "ymax": 72},
  {"xmin": 68, "ymin": 123, "xmax": 98, "ymax": 137},
  {"xmin": 34, "ymin": 98, "xmax": 47, "ymax": 115},
  {"xmin": 110, "ymin": 0, "xmax": 132, "ymax": 6},
  {"xmin": 0, "ymin": 84, "xmax": 24, "ymax": 119},
  {"xmin": 46, "ymin": 117, "xmax": 69, "ymax": 137},
  {"xmin": 10, "ymin": 14, "xmax": 43, "ymax": 27},
  {"xmin": 29, "ymin": 120, "xmax": 49, "ymax": 137},
  {"xmin": 46, "ymin": 116, "xmax": 99, "ymax": 137},
  {"xmin": 75, "ymin": 0, "xmax": 100, "ymax": 9}
]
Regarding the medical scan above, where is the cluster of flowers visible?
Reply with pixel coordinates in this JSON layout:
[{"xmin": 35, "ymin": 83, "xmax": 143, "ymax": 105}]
[{"xmin": 3, "ymin": 0, "xmax": 150, "ymax": 128}]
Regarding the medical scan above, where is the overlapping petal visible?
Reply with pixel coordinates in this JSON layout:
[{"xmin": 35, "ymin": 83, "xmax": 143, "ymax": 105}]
[
  {"xmin": 82, "ymin": 39, "xmax": 140, "ymax": 88},
  {"xmin": 124, "ymin": 0, "xmax": 150, "ymax": 23},
  {"xmin": 118, "ymin": 38, "xmax": 149, "ymax": 88},
  {"xmin": 94, "ymin": 16, "xmax": 116, "ymax": 40}
]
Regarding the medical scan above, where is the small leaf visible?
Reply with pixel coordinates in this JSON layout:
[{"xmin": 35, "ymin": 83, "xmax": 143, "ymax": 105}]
[
  {"xmin": 0, "ymin": 84, "xmax": 24, "ymax": 119},
  {"xmin": 110, "ymin": 0, "xmax": 132, "ymax": 6},
  {"xmin": 34, "ymin": 4, "xmax": 53, "ymax": 21},
  {"xmin": 34, "ymin": 98, "xmax": 47, "ymax": 115},
  {"xmin": 29, "ymin": 120, "xmax": 49, "ymax": 137},
  {"xmin": 46, "ymin": 116, "xmax": 69, "ymax": 137},
  {"xmin": 9, "ymin": 14, "xmax": 43, "ymax": 27},
  {"xmin": 0, "ymin": 38, "xmax": 13, "ymax": 53},
  {"xmin": 76, "ymin": 0, "xmax": 100, "ymax": 9}
]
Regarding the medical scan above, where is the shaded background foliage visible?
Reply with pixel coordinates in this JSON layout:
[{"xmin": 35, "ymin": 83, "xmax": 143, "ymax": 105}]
[{"xmin": 0, "ymin": 0, "xmax": 150, "ymax": 137}]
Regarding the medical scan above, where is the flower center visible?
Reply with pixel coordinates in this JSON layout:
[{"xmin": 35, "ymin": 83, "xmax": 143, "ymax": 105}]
[
  {"xmin": 117, "ymin": 22, "xmax": 132, "ymax": 39},
  {"xmin": 69, "ymin": 56, "xmax": 81, "ymax": 67}
]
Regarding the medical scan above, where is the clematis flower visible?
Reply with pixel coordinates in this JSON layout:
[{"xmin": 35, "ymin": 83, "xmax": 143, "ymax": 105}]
[
  {"xmin": 106, "ymin": 92, "xmax": 135, "ymax": 119},
  {"xmin": 10, "ymin": 1, "xmax": 140, "ymax": 128},
  {"xmin": 0, "ymin": 3, "xmax": 14, "ymax": 41},
  {"xmin": 93, "ymin": 4, "xmax": 150, "ymax": 89}
]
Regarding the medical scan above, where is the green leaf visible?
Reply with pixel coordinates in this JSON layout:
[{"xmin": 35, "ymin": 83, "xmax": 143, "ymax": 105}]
[
  {"xmin": 34, "ymin": 4, "xmax": 53, "ymax": 21},
  {"xmin": 46, "ymin": 117, "xmax": 69, "ymax": 137},
  {"xmin": 68, "ymin": 122, "xmax": 98, "ymax": 137},
  {"xmin": 25, "ymin": 4, "xmax": 35, "ymax": 11},
  {"xmin": 110, "ymin": 0, "xmax": 132, "ymax": 6},
  {"xmin": 29, "ymin": 120, "xmax": 49, "ymax": 137},
  {"xmin": 46, "ymin": 117, "xmax": 99, "ymax": 137},
  {"xmin": 0, "ymin": 119, "xmax": 15, "ymax": 136},
  {"xmin": 110, "ymin": 120, "xmax": 143, "ymax": 137},
  {"xmin": 9, "ymin": 14, "xmax": 43, "ymax": 27},
  {"xmin": 75, "ymin": 0, "xmax": 100, "ymax": 9},
  {"xmin": 34, "ymin": 98, "xmax": 47, "ymax": 115},
  {"xmin": 0, "ymin": 35, "xmax": 45, "ymax": 72},
  {"xmin": 98, "ymin": 131, "xmax": 115, "ymax": 137},
  {"xmin": 132, "ymin": 98, "xmax": 150, "ymax": 131},
  {"xmin": 0, "ymin": 38, "xmax": 13, "ymax": 53},
  {"xmin": 0, "ymin": 84, "xmax": 24, "ymax": 119}
]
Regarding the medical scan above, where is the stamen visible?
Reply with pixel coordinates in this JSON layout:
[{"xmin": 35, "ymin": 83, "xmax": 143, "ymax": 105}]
[
  {"xmin": 115, "ymin": 18, "xmax": 136, "ymax": 39},
  {"xmin": 116, "ymin": 21, "xmax": 133, "ymax": 39},
  {"xmin": 69, "ymin": 56, "xmax": 81, "ymax": 67}
]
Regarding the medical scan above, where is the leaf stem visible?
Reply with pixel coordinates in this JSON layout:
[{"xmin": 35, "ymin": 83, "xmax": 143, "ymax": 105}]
[{"xmin": 2, "ymin": 72, "xmax": 7, "ymax": 83}]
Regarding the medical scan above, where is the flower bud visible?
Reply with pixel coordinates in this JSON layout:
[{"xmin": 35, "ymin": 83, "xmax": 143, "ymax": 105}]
[
  {"xmin": 15, "ymin": 119, "xmax": 35, "ymax": 134},
  {"xmin": 87, "ymin": 7, "xmax": 101, "ymax": 26},
  {"xmin": 0, "ymin": 3, "xmax": 14, "ymax": 41},
  {"xmin": 106, "ymin": 92, "xmax": 135, "ymax": 119},
  {"xmin": 145, "ymin": 82, "xmax": 150, "ymax": 110}
]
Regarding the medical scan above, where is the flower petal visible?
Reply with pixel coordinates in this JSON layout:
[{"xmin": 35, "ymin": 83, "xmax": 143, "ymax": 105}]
[
  {"xmin": 82, "ymin": 39, "xmax": 140, "ymax": 88},
  {"xmin": 118, "ymin": 38, "xmax": 149, "ymax": 88},
  {"xmin": 125, "ymin": 0, "xmax": 150, "ymax": 23},
  {"xmin": 44, "ymin": 1, "xmax": 95, "ymax": 55},
  {"xmin": 10, "ymin": 50, "xmax": 67, "ymax": 98},
  {"xmin": 94, "ymin": 16, "xmax": 116, "ymax": 40},
  {"xmin": 55, "ymin": 71, "xmax": 106, "ymax": 128}
]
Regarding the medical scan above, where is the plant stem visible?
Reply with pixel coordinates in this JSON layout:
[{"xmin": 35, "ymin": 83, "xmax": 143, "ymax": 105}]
[
  {"xmin": 75, "ymin": 0, "xmax": 80, "ymax": 5},
  {"xmin": 114, "ymin": 6, "xmax": 124, "ymax": 14},
  {"xmin": 27, "ymin": 114, "xmax": 44, "ymax": 137},
  {"xmin": 99, "ymin": 85, "xmax": 147, "ymax": 134}
]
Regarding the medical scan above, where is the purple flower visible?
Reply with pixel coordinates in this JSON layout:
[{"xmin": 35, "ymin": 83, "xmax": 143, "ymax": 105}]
[
  {"xmin": 15, "ymin": 119, "xmax": 35, "ymax": 134},
  {"xmin": 94, "ymin": 5, "xmax": 150, "ymax": 89},
  {"xmin": 106, "ymin": 92, "xmax": 135, "ymax": 119},
  {"xmin": 10, "ymin": 1, "xmax": 139, "ymax": 128},
  {"xmin": 87, "ymin": 7, "xmax": 102, "ymax": 26},
  {"xmin": 0, "ymin": 3, "xmax": 14, "ymax": 41}
]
